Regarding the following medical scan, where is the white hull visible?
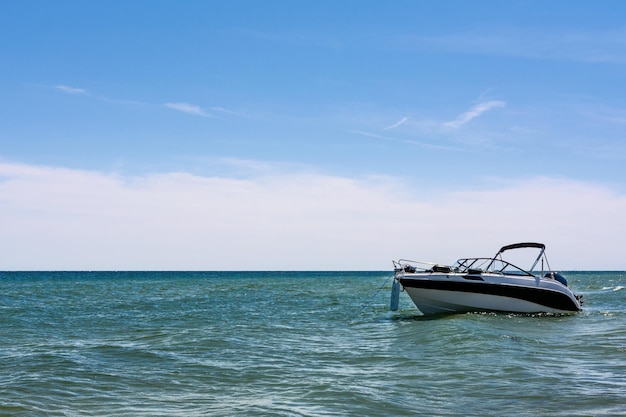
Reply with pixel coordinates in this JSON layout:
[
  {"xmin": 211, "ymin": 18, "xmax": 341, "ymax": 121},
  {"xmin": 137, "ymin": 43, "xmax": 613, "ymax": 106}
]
[
  {"xmin": 404, "ymin": 286, "xmax": 575, "ymax": 315},
  {"xmin": 398, "ymin": 273, "xmax": 581, "ymax": 315}
]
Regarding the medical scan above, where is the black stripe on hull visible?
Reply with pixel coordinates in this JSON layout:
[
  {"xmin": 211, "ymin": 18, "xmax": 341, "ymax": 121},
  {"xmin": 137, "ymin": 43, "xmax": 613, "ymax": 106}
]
[{"xmin": 398, "ymin": 278, "xmax": 580, "ymax": 312}]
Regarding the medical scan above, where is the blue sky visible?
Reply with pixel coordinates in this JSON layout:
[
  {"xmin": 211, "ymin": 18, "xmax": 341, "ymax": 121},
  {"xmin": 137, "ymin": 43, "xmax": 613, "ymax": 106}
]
[{"xmin": 1, "ymin": 1, "xmax": 625, "ymax": 270}]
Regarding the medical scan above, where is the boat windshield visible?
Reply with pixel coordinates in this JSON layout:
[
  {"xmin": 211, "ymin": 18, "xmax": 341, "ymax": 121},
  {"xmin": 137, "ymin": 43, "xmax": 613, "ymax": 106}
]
[
  {"xmin": 397, "ymin": 243, "xmax": 551, "ymax": 278},
  {"xmin": 453, "ymin": 257, "xmax": 534, "ymax": 276}
]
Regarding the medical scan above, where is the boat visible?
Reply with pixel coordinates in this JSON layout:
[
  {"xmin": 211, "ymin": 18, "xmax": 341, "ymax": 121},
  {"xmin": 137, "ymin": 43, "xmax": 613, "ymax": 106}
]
[{"xmin": 391, "ymin": 242, "xmax": 582, "ymax": 315}]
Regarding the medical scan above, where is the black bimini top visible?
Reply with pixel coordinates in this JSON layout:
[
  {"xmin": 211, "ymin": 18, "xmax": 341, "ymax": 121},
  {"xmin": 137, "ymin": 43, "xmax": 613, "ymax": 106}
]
[{"xmin": 498, "ymin": 242, "xmax": 545, "ymax": 253}]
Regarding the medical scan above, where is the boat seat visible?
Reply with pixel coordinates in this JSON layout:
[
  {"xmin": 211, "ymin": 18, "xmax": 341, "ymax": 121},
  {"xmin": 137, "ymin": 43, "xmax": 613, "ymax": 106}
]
[{"xmin": 545, "ymin": 271, "xmax": 568, "ymax": 286}]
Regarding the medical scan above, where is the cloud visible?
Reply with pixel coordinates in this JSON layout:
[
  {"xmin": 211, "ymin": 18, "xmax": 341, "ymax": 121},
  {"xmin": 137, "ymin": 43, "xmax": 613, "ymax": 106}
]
[
  {"xmin": 50, "ymin": 84, "xmax": 146, "ymax": 106},
  {"xmin": 211, "ymin": 106, "xmax": 243, "ymax": 116},
  {"xmin": 346, "ymin": 129, "xmax": 386, "ymax": 139},
  {"xmin": 49, "ymin": 85, "xmax": 229, "ymax": 119},
  {"xmin": 347, "ymin": 129, "xmax": 469, "ymax": 152},
  {"xmin": 384, "ymin": 116, "xmax": 409, "ymax": 130},
  {"xmin": 164, "ymin": 102, "xmax": 211, "ymax": 117},
  {"xmin": 0, "ymin": 161, "xmax": 624, "ymax": 271},
  {"xmin": 397, "ymin": 28, "xmax": 626, "ymax": 63},
  {"xmin": 55, "ymin": 85, "xmax": 88, "ymax": 95},
  {"xmin": 444, "ymin": 100, "xmax": 506, "ymax": 129}
]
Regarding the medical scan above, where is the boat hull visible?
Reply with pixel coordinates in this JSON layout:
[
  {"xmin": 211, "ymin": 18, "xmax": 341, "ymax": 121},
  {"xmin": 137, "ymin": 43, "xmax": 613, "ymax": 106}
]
[{"xmin": 398, "ymin": 274, "xmax": 581, "ymax": 315}]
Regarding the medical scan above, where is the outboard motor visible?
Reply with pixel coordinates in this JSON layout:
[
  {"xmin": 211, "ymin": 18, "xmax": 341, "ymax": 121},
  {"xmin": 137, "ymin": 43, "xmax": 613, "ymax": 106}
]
[{"xmin": 545, "ymin": 271, "xmax": 568, "ymax": 287}]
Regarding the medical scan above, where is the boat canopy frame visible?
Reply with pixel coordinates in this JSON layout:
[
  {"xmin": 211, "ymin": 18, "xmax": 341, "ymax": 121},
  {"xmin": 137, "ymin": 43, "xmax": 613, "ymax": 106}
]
[
  {"xmin": 395, "ymin": 242, "xmax": 553, "ymax": 278},
  {"xmin": 485, "ymin": 242, "xmax": 550, "ymax": 275}
]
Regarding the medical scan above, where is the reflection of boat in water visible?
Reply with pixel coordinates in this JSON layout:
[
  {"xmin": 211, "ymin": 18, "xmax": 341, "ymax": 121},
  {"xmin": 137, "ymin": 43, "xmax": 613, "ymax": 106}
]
[{"xmin": 391, "ymin": 242, "xmax": 582, "ymax": 315}]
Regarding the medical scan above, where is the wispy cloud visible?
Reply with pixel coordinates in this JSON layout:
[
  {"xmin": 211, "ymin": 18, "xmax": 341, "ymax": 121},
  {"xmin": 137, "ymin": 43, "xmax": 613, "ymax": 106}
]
[
  {"xmin": 211, "ymin": 106, "xmax": 246, "ymax": 117},
  {"xmin": 347, "ymin": 129, "xmax": 469, "ymax": 152},
  {"xmin": 50, "ymin": 85, "xmax": 232, "ymax": 119},
  {"xmin": 396, "ymin": 28, "xmax": 626, "ymax": 63},
  {"xmin": 55, "ymin": 85, "xmax": 88, "ymax": 95},
  {"xmin": 384, "ymin": 116, "xmax": 409, "ymax": 130},
  {"xmin": 52, "ymin": 85, "xmax": 145, "ymax": 106},
  {"xmin": 164, "ymin": 102, "xmax": 211, "ymax": 117},
  {"xmin": 346, "ymin": 129, "xmax": 387, "ymax": 139},
  {"xmin": 444, "ymin": 100, "xmax": 506, "ymax": 129},
  {"xmin": 236, "ymin": 28, "xmax": 346, "ymax": 50}
]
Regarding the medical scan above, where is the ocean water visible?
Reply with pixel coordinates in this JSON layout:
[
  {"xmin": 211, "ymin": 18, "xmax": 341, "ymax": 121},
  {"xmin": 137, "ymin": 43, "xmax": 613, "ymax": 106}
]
[{"xmin": 1, "ymin": 271, "xmax": 624, "ymax": 417}]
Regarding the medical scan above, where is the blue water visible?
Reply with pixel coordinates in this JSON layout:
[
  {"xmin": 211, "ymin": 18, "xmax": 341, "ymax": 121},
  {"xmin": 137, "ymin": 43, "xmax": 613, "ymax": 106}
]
[{"xmin": 1, "ymin": 271, "xmax": 624, "ymax": 416}]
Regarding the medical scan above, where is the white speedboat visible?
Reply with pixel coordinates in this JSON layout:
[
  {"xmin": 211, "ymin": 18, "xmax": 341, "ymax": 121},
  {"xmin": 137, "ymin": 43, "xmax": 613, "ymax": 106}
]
[{"xmin": 391, "ymin": 242, "xmax": 582, "ymax": 315}]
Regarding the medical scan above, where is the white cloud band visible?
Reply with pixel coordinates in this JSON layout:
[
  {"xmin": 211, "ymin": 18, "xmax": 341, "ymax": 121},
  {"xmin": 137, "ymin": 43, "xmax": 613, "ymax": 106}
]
[{"xmin": 0, "ymin": 161, "xmax": 623, "ymax": 270}]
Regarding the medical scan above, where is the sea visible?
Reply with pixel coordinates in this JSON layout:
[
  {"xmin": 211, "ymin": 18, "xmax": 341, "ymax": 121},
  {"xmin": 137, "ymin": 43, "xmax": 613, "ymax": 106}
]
[{"xmin": 1, "ymin": 271, "xmax": 624, "ymax": 417}]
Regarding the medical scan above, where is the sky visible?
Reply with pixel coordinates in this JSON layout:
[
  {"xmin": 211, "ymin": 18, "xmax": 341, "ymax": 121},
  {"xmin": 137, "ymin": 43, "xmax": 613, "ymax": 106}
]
[{"xmin": 1, "ymin": 1, "xmax": 625, "ymax": 270}]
